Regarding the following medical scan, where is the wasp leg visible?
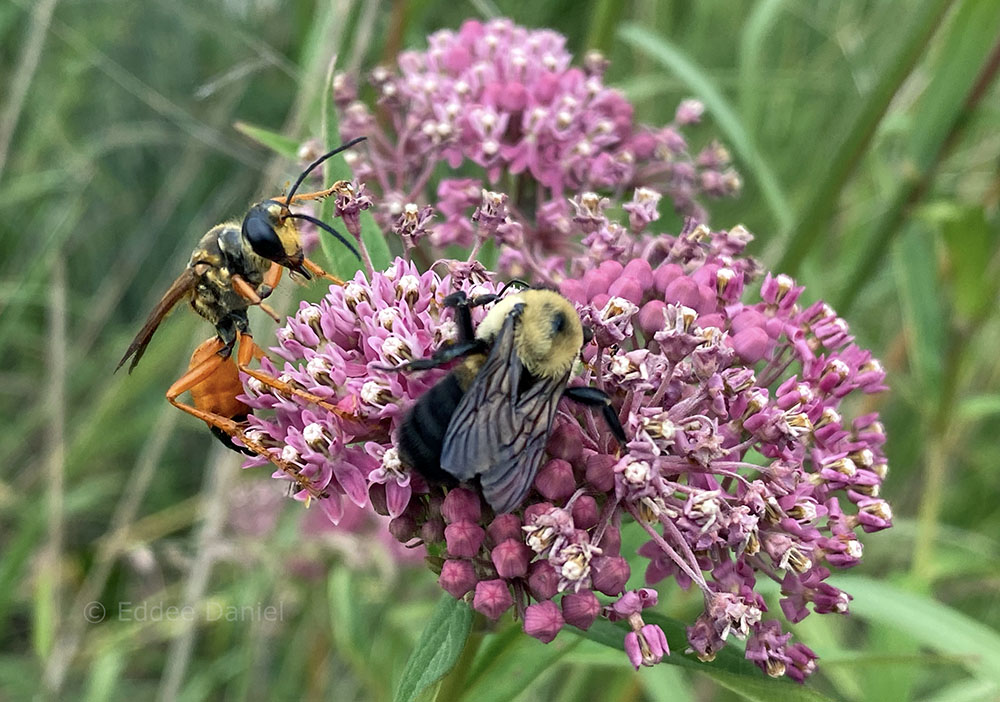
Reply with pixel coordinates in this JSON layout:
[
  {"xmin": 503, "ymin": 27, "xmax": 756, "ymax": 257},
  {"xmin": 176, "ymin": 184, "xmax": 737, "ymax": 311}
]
[
  {"xmin": 235, "ymin": 333, "xmax": 357, "ymax": 421},
  {"xmin": 563, "ymin": 386, "xmax": 627, "ymax": 443},
  {"xmin": 301, "ymin": 257, "xmax": 345, "ymax": 285},
  {"xmin": 255, "ymin": 262, "xmax": 283, "ymax": 300},
  {"xmin": 280, "ymin": 181, "xmax": 347, "ymax": 206},
  {"xmin": 165, "ymin": 341, "xmax": 328, "ymax": 499},
  {"xmin": 231, "ymin": 274, "xmax": 281, "ymax": 322}
]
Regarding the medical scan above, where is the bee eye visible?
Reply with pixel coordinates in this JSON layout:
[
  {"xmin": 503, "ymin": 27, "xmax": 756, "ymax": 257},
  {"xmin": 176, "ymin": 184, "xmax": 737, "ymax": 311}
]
[
  {"xmin": 551, "ymin": 311, "xmax": 566, "ymax": 335},
  {"xmin": 242, "ymin": 209, "xmax": 285, "ymax": 262}
]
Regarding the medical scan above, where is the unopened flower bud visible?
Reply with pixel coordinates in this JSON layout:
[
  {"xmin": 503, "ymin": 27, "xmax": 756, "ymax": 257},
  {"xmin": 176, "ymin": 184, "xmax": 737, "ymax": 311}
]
[
  {"xmin": 561, "ymin": 590, "xmax": 601, "ymax": 630},
  {"xmin": 420, "ymin": 516, "xmax": 446, "ymax": 544},
  {"xmin": 487, "ymin": 513, "xmax": 522, "ymax": 546},
  {"xmin": 535, "ymin": 459, "xmax": 575, "ymax": 501},
  {"xmin": 592, "ymin": 555, "xmax": 630, "ymax": 595},
  {"xmin": 571, "ymin": 495, "xmax": 599, "ymax": 530},
  {"xmin": 585, "ymin": 453, "xmax": 616, "ymax": 492},
  {"xmin": 491, "ymin": 539, "xmax": 531, "ymax": 579},
  {"xmin": 473, "ymin": 579, "xmax": 513, "ymax": 620},
  {"xmin": 439, "ymin": 559, "xmax": 477, "ymax": 598},
  {"xmin": 527, "ymin": 560, "xmax": 560, "ymax": 601},
  {"xmin": 442, "ymin": 487, "xmax": 482, "ymax": 523},
  {"xmin": 523, "ymin": 600, "xmax": 564, "ymax": 643}
]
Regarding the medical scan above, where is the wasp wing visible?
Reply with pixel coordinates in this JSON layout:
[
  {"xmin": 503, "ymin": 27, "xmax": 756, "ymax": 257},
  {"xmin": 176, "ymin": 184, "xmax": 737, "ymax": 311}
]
[
  {"xmin": 116, "ymin": 267, "xmax": 198, "ymax": 373},
  {"xmin": 441, "ymin": 306, "xmax": 568, "ymax": 513}
]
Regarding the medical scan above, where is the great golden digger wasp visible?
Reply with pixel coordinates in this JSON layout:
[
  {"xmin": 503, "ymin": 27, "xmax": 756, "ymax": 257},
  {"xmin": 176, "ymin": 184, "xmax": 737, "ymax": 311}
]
[{"xmin": 117, "ymin": 137, "xmax": 366, "ymax": 498}]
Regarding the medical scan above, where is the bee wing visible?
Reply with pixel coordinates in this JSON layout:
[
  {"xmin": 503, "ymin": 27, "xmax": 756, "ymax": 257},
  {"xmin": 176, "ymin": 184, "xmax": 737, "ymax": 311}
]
[
  {"xmin": 116, "ymin": 267, "xmax": 198, "ymax": 373},
  {"xmin": 441, "ymin": 308, "xmax": 567, "ymax": 513}
]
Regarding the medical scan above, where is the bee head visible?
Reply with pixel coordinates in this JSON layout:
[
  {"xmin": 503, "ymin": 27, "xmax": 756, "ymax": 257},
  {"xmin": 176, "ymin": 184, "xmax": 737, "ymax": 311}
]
[
  {"xmin": 242, "ymin": 202, "xmax": 312, "ymax": 279},
  {"xmin": 514, "ymin": 290, "xmax": 584, "ymax": 379}
]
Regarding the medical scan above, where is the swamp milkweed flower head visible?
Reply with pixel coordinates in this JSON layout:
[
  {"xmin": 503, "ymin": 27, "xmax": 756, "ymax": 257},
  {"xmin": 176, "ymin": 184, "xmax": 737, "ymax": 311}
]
[
  {"xmin": 241, "ymin": 195, "xmax": 889, "ymax": 680},
  {"xmin": 238, "ymin": 19, "xmax": 888, "ymax": 681},
  {"xmin": 334, "ymin": 18, "xmax": 738, "ymax": 253}
]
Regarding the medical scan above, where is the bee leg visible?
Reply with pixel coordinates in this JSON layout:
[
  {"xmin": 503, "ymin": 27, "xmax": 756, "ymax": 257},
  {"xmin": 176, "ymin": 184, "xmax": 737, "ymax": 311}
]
[
  {"xmin": 563, "ymin": 386, "xmax": 627, "ymax": 443},
  {"xmin": 301, "ymin": 257, "xmax": 346, "ymax": 286},
  {"xmin": 231, "ymin": 274, "xmax": 281, "ymax": 322},
  {"xmin": 443, "ymin": 290, "xmax": 500, "ymax": 343},
  {"xmin": 164, "ymin": 346, "xmax": 329, "ymax": 500},
  {"xmin": 375, "ymin": 339, "xmax": 487, "ymax": 373},
  {"xmin": 235, "ymin": 333, "xmax": 358, "ymax": 421}
]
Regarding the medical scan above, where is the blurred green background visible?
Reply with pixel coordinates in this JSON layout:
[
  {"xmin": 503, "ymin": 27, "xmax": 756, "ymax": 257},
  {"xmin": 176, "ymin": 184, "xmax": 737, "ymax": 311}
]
[{"xmin": 2, "ymin": 0, "xmax": 999, "ymax": 700}]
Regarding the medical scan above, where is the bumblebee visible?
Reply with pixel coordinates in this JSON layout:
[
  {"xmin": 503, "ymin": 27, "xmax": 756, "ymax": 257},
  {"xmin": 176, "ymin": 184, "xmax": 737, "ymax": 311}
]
[
  {"xmin": 116, "ymin": 138, "xmax": 366, "ymax": 497},
  {"xmin": 385, "ymin": 288, "xmax": 626, "ymax": 513}
]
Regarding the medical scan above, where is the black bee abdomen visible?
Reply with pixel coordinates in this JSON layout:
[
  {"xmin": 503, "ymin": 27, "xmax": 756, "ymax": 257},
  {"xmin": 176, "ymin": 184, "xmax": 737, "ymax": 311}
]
[{"xmin": 397, "ymin": 373, "xmax": 464, "ymax": 484}]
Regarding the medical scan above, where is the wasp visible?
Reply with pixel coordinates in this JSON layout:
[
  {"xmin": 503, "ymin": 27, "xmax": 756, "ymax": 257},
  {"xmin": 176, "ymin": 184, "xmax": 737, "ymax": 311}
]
[
  {"xmin": 383, "ymin": 287, "xmax": 627, "ymax": 513},
  {"xmin": 117, "ymin": 137, "xmax": 366, "ymax": 498}
]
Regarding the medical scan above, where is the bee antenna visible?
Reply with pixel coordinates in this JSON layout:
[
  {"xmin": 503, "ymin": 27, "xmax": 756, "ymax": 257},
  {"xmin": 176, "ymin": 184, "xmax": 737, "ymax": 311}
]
[
  {"xmin": 284, "ymin": 213, "xmax": 361, "ymax": 261},
  {"xmin": 284, "ymin": 136, "xmax": 367, "ymax": 208},
  {"xmin": 498, "ymin": 279, "xmax": 532, "ymax": 297}
]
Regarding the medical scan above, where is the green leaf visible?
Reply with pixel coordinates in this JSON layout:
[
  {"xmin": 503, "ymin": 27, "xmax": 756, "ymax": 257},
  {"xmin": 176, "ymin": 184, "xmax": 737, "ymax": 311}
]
[
  {"xmin": 579, "ymin": 614, "xmax": 834, "ymax": 702},
  {"xmin": 833, "ymin": 575, "xmax": 1000, "ymax": 687},
  {"xmin": 776, "ymin": 0, "xmax": 955, "ymax": 277},
  {"xmin": 392, "ymin": 595, "xmax": 473, "ymax": 702},
  {"xmin": 618, "ymin": 23, "xmax": 792, "ymax": 231},
  {"xmin": 462, "ymin": 633, "xmax": 579, "ymax": 702},
  {"xmin": 234, "ymin": 121, "xmax": 300, "ymax": 160}
]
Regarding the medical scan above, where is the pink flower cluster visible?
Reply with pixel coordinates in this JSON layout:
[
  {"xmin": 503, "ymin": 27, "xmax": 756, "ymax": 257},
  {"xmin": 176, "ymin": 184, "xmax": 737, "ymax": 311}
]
[
  {"xmin": 239, "ymin": 185, "xmax": 889, "ymax": 679},
  {"xmin": 334, "ymin": 18, "xmax": 738, "ymax": 252},
  {"xmin": 234, "ymin": 18, "xmax": 889, "ymax": 681}
]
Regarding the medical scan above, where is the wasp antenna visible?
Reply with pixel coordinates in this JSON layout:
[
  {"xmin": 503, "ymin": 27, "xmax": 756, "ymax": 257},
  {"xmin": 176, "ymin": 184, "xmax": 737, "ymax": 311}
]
[
  {"xmin": 284, "ymin": 136, "xmax": 367, "ymax": 206},
  {"xmin": 285, "ymin": 213, "xmax": 361, "ymax": 261}
]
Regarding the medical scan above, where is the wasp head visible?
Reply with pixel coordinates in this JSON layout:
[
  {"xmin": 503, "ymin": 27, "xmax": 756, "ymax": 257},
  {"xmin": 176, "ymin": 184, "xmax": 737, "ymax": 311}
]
[{"xmin": 241, "ymin": 201, "xmax": 311, "ymax": 279}]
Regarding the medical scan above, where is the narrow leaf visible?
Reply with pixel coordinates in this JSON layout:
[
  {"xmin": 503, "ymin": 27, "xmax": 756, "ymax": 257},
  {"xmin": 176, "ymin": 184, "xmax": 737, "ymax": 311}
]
[
  {"xmin": 234, "ymin": 121, "xmax": 300, "ymax": 160},
  {"xmin": 833, "ymin": 575, "xmax": 1000, "ymax": 687},
  {"xmin": 392, "ymin": 595, "xmax": 473, "ymax": 702},
  {"xmin": 462, "ymin": 635, "xmax": 578, "ymax": 702}
]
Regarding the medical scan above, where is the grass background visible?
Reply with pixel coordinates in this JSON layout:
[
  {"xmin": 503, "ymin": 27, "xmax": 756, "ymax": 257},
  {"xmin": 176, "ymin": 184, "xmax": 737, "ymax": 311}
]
[{"xmin": 1, "ymin": 0, "xmax": 999, "ymax": 700}]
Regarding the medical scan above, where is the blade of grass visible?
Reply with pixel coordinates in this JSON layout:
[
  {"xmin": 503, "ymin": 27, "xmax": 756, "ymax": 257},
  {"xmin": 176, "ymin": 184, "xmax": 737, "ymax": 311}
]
[
  {"xmin": 619, "ymin": 23, "xmax": 792, "ymax": 231},
  {"xmin": 775, "ymin": 0, "xmax": 955, "ymax": 276},
  {"xmin": 0, "ymin": 0, "xmax": 59, "ymax": 181},
  {"xmin": 837, "ymin": 0, "xmax": 1000, "ymax": 312},
  {"xmin": 37, "ymin": 255, "xmax": 66, "ymax": 664},
  {"xmin": 738, "ymin": 0, "xmax": 789, "ymax": 130},
  {"xmin": 587, "ymin": 0, "xmax": 625, "ymax": 54}
]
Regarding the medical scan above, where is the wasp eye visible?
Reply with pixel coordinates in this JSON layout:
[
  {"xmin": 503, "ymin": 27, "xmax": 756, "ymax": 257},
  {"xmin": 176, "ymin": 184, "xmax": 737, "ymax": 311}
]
[{"xmin": 242, "ymin": 208, "xmax": 285, "ymax": 262}]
